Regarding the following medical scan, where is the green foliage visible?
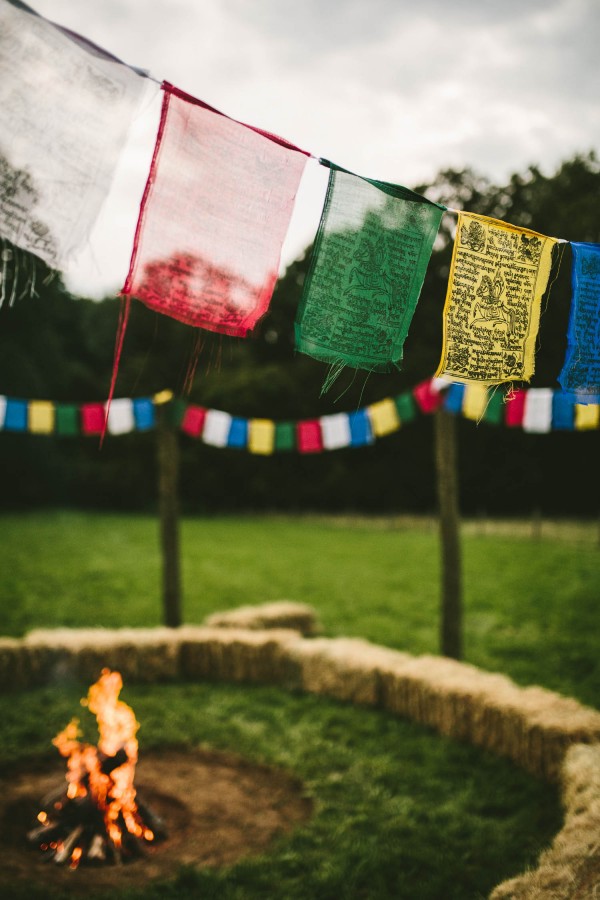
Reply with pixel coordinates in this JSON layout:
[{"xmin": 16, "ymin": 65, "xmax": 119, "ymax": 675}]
[{"xmin": 0, "ymin": 155, "xmax": 598, "ymax": 514}]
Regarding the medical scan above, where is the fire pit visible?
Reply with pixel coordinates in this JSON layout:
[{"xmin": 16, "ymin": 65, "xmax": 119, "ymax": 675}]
[{"xmin": 27, "ymin": 669, "xmax": 165, "ymax": 868}]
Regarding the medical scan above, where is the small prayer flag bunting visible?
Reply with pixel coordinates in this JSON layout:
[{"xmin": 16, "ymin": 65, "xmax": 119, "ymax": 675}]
[
  {"xmin": 394, "ymin": 392, "xmax": 417, "ymax": 423},
  {"xmin": 202, "ymin": 409, "xmax": 232, "ymax": 447},
  {"xmin": 228, "ymin": 417, "xmax": 248, "ymax": 449},
  {"xmin": 295, "ymin": 161, "xmax": 444, "ymax": 384},
  {"xmin": 559, "ymin": 242, "xmax": 600, "ymax": 398},
  {"xmin": 4, "ymin": 398, "xmax": 27, "ymax": 432},
  {"xmin": 504, "ymin": 390, "xmax": 526, "ymax": 427},
  {"xmin": 248, "ymin": 418, "xmax": 275, "ymax": 455},
  {"xmin": 274, "ymin": 421, "xmax": 296, "ymax": 452},
  {"xmin": 443, "ymin": 383, "xmax": 465, "ymax": 415},
  {"xmin": 413, "ymin": 379, "xmax": 445, "ymax": 414},
  {"xmin": 55, "ymin": 403, "xmax": 79, "ymax": 436},
  {"xmin": 297, "ymin": 420, "xmax": 323, "ymax": 454},
  {"xmin": 0, "ymin": 395, "xmax": 6, "ymax": 428},
  {"xmin": 28, "ymin": 400, "xmax": 54, "ymax": 434},
  {"xmin": 367, "ymin": 398, "xmax": 400, "ymax": 437},
  {"xmin": 181, "ymin": 405, "xmax": 206, "ymax": 437},
  {"xmin": 348, "ymin": 409, "xmax": 374, "ymax": 447},
  {"xmin": 552, "ymin": 392, "xmax": 575, "ymax": 431},
  {"xmin": 81, "ymin": 403, "xmax": 105, "ymax": 435},
  {"xmin": 463, "ymin": 383, "xmax": 489, "ymax": 422},
  {"xmin": 320, "ymin": 413, "xmax": 352, "ymax": 450},
  {"xmin": 106, "ymin": 398, "xmax": 135, "ymax": 435},
  {"xmin": 436, "ymin": 212, "xmax": 558, "ymax": 384},
  {"xmin": 522, "ymin": 388, "xmax": 553, "ymax": 434},
  {"xmin": 574, "ymin": 402, "xmax": 600, "ymax": 430},
  {"xmin": 133, "ymin": 398, "xmax": 155, "ymax": 431}
]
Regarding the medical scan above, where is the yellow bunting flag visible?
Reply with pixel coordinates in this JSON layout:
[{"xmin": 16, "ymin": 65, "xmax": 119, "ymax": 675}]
[
  {"xmin": 248, "ymin": 418, "xmax": 275, "ymax": 455},
  {"xmin": 462, "ymin": 383, "xmax": 489, "ymax": 421},
  {"xmin": 367, "ymin": 398, "xmax": 401, "ymax": 437},
  {"xmin": 574, "ymin": 403, "xmax": 600, "ymax": 431},
  {"xmin": 437, "ymin": 212, "xmax": 558, "ymax": 384},
  {"xmin": 28, "ymin": 400, "xmax": 55, "ymax": 434}
]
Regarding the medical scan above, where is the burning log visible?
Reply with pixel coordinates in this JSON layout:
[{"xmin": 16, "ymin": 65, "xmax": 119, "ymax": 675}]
[{"xmin": 27, "ymin": 669, "xmax": 166, "ymax": 868}]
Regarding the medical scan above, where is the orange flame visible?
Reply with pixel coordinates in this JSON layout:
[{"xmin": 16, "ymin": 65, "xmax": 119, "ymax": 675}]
[{"xmin": 51, "ymin": 669, "xmax": 152, "ymax": 851}]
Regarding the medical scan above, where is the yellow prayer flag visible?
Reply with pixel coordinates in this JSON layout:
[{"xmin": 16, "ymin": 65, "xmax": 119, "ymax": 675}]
[
  {"xmin": 462, "ymin": 383, "xmax": 489, "ymax": 421},
  {"xmin": 436, "ymin": 212, "xmax": 558, "ymax": 385},
  {"xmin": 574, "ymin": 403, "xmax": 600, "ymax": 431},
  {"xmin": 28, "ymin": 400, "xmax": 55, "ymax": 434},
  {"xmin": 249, "ymin": 418, "xmax": 275, "ymax": 455},
  {"xmin": 153, "ymin": 389, "xmax": 174, "ymax": 405},
  {"xmin": 367, "ymin": 398, "xmax": 400, "ymax": 436}
]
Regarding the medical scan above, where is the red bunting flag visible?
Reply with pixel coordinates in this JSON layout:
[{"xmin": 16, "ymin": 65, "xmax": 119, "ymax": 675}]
[
  {"xmin": 505, "ymin": 389, "xmax": 526, "ymax": 427},
  {"xmin": 181, "ymin": 405, "xmax": 207, "ymax": 437},
  {"xmin": 81, "ymin": 403, "xmax": 105, "ymax": 435},
  {"xmin": 297, "ymin": 420, "xmax": 323, "ymax": 454}
]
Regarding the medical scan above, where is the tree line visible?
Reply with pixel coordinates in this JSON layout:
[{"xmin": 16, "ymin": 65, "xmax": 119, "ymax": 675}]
[{"xmin": 0, "ymin": 154, "xmax": 598, "ymax": 517}]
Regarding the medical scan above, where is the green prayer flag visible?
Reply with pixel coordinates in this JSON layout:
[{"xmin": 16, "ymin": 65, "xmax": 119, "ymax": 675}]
[
  {"xmin": 55, "ymin": 404, "xmax": 79, "ymax": 436},
  {"xmin": 295, "ymin": 162, "xmax": 444, "ymax": 387},
  {"xmin": 483, "ymin": 390, "xmax": 505, "ymax": 425},
  {"xmin": 167, "ymin": 399, "xmax": 187, "ymax": 428},
  {"xmin": 274, "ymin": 421, "xmax": 295, "ymax": 451},
  {"xmin": 394, "ymin": 392, "xmax": 417, "ymax": 423}
]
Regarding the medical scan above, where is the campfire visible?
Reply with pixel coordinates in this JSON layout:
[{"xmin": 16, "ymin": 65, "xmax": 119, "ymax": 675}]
[{"xmin": 27, "ymin": 669, "xmax": 165, "ymax": 868}]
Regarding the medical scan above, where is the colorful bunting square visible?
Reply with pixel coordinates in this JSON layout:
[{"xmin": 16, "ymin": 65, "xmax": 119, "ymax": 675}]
[
  {"xmin": 81, "ymin": 403, "xmax": 105, "ymax": 435},
  {"xmin": 123, "ymin": 83, "xmax": 308, "ymax": 336},
  {"xmin": 443, "ymin": 383, "xmax": 465, "ymax": 415},
  {"xmin": 202, "ymin": 409, "xmax": 232, "ymax": 447},
  {"xmin": 275, "ymin": 421, "xmax": 296, "ymax": 452},
  {"xmin": 482, "ymin": 389, "xmax": 504, "ymax": 425},
  {"xmin": 574, "ymin": 402, "xmax": 599, "ymax": 430},
  {"xmin": 28, "ymin": 400, "xmax": 54, "ymax": 434},
  {"xmin": 228, "ymin": 417, "xmax": 248, "ymax": 449},
  {"xmin": 55, "ymin": 403, "xmax": 79, "ymax": 436},
  {"xmin": 348, "ymin": 409, "xmax": 373, "ymax": 447},
  {"xmin": 297, "ymin": 420, "xmax": 323, "ymax": 454},
  {"xmin": 181, "ymin": 405, "xmax": 206, "ymax": 437},
  {"xmin": 248, "ymin": 419, "xmax": 275, "ymax": 455},
  {"xmin": 463, "ymin": 383, "xmax": 489, "ymax": 421},
  {"xmin": 295, "ymin": 162, "xmax": 444, "ymax": 380},
  {"xmin": 413, "ymin": 379, "xmax": 445, "ymax": 413},
  {"xmin": 0, "ymin": 395, "xmax": 6, "ymax": 428},
  {"xmin": 559, "ymin": 242, "xmax": 600, "ymax": 398},
  {"xmin": 3, "ymin": 398, "xmax": 27, "ymax": 432},
  {"xmin": 504, "ymin": 390, "xmax": 526, "ymax": 427},
  {"xmin": 437, "ymin": 212, "xmax": 558, "ymax": 384},
  {"xmin": 522, "ymin": 388, "xmax": 553, "ymax": 434},
  {"xmin": 133, "ymin": 398, "xmax": 155, "ymax": 431},
  {"xmin": 106, "ymin": 398, "xmax": 135, "ymax": 435},
  {"xmin": 552, "ymin": 392, "xmax": 575, "ymax": 431},
  {"xmin": 367, "ymin": 398, "xmax": 400, "ymax": 437},
  {"xmin": 394, "ymin": 392, "xmax": 416, "ymax": 423},
  {"xmin": 320, "ymin": 413, "xmax": 352, "ymax": 450}
]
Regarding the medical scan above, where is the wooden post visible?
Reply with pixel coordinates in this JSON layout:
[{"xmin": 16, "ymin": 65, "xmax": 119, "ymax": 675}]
[
  {"xmin": 156, "ymin": 402, "xmax": 182, "ymax": 628},
  {"xmin": 434, "ymin": 407, "xmax": 463, "ymax": 659}
]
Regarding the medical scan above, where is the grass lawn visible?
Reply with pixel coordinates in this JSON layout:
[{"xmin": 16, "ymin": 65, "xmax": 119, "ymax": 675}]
[{"xmin": 0, "ymin": 511, "xmax": 597, "ymax": 898}]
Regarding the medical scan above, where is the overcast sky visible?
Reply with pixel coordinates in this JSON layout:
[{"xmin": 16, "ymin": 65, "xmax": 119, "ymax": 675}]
[{"xmin": 28, "ymin": 0, "xmax": 600, "ymax": 296}]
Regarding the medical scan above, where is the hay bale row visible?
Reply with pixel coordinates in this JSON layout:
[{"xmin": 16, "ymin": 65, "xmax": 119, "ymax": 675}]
[
  {"xmin": 1, "ymin": 626, "xmax": 598, "ymax": 785},
  {"xmin": 203, "ymin": 601, "xmax": 319, "ymax": 636},
  {"xmin": 490, "ymin": 743, "xmax": 600, "ymax": 899}
]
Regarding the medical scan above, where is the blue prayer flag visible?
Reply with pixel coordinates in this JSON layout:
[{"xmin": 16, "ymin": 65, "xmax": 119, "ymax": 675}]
[
  {"xmin": 4, "ymin": 399, "xmax": 28, "ymax": 432},
  {"xmin": 348, "ymin": 409, "xmax": 374, "ymax": 446},
  {"xmin": 133, "ymin": 398, "xmax": 155, "ymax": 431},
  {"xmin": 552, "ymin": 392, "xmax": 575, "ymax": 431},
  {"xmin": 444, "ymin": 383, "xmax": 465, "ymax": 415},
  {"xmin": 227, "ymin": 417, "xmax": 248, "ymax": 448},
  {"xmin": 559, "ymin": 242, "xmax": 600, "ymax": 398}
]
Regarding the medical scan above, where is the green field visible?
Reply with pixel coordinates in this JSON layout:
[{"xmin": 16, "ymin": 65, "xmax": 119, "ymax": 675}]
[{"xmin": 0, "ymin": 512, "xmax": 597, "ymax": 899}]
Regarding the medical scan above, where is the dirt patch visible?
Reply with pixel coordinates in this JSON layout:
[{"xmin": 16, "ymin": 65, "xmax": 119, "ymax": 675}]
[{"xmin": 0, "ymin": 748, "xmax": 313, "ymax": 891}]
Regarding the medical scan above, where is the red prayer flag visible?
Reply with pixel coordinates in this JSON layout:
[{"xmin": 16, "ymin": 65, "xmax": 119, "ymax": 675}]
[
  {"xmin": 412, "ymin": 379, "xmax": 444, "ymax": 413},
  {"xmin": 81, "ymin": 403, "xmax": 105, "ymax": 435},
  {"xmin": 181, "ymin": 405, "xmax": 207, "ymax": 437},
  {"xmin": 505, "ymin": 389, "xmax": 526, "ymax": 427},
  {"xmin": 297, "ymin": 420, "xmax": 323, "ymax": 454},
  {"xmin": 123, "ymin": 83, "xmax": 308, "ymax": 337}
]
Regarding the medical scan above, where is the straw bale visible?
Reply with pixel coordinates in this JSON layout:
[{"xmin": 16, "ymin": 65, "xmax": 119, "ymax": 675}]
[
  {"xmin": 23, "ymin": 627, "xmax": 184, "ymax": 685},
  {"xmin": 179, "ymin": 626, "xmax": 303, "ymax": 686},
  {"xmin": 204, "ymin": 601, "xmax": 320, "ymax": 636},
  {"xmin": 287, "ymin": 637, "xmax": 411, "ymax": 706},
  {"xmin": 490, "ymin": 743, "xmax": 600, "ymax": 899},
  {"xmin": 0, "ymin": 637, "xmax": 34, "ymax": 691}
]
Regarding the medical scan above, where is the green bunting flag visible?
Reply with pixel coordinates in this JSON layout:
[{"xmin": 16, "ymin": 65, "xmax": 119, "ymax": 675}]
[{"xmin": 295, "ymin": 162, "xmax": 445, "ymax": 389}]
